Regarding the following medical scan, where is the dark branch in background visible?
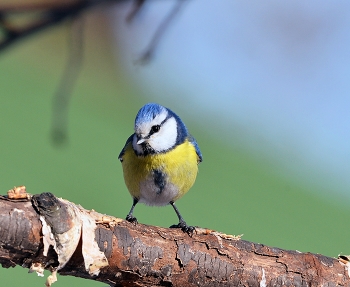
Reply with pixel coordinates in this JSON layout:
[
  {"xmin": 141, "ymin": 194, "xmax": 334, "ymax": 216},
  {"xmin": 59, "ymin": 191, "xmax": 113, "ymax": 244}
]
[
  {"xmin": 126, "ymin": 0, "xmax": 146, "ymax": 22},
  {"xmin": 0, "ymin": 0, "xmax": 117, "ymax": 145},
  {"xmin": 135, "ymin": 0, "xmax": 187, "ymax": 64},
  {"xmin": 0, "ymin": 0, "xmax": 186, "ymax": 144},
  {"xmin": 0, "ymin": 0, "xmax": 102, "ymax": 52},
  {"xmin": 51, "ymin": 17, "xmax": 84, "ymax": 145}
]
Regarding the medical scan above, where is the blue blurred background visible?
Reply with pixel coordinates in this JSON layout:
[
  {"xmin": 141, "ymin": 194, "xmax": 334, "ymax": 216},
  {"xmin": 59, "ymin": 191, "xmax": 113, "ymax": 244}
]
[{"xmin": 1, "ymin": 0, "xmax": 350, "ymax": 285}]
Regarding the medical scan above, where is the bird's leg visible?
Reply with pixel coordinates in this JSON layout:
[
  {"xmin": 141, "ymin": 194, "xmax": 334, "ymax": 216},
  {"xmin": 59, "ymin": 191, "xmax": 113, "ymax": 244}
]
[
  {"xmin": 169, "ymin": 201, "xmax": 195, "ymax": 235},
  {"xmin": 126, "ymin": 197, "xmax": 139, "ymax": 223}
]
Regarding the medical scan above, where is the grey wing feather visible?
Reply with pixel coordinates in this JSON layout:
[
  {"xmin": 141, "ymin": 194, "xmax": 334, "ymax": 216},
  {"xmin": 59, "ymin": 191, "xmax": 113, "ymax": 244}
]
[{"xmin": 118, "ymin": 134, "xmax": 134, "ymax": 162}]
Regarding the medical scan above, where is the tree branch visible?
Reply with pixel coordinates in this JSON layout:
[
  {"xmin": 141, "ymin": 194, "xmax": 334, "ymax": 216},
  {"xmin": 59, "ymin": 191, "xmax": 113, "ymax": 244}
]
[{"xmin": 0, "ymin": 186, "xmax": 349, "ymax": 286}]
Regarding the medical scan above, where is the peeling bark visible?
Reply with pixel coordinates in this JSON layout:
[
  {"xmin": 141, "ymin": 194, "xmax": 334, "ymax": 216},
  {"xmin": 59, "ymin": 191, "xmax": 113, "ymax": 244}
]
[{"xmin": 0, "ymin": 189, "xmax": 349, "ymax": 287}]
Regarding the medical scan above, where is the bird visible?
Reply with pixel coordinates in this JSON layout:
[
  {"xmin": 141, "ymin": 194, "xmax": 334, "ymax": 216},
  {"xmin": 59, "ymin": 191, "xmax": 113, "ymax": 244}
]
[{"xmin": 119, "ymin": 103, "xmax": 202, "ymax": 233}]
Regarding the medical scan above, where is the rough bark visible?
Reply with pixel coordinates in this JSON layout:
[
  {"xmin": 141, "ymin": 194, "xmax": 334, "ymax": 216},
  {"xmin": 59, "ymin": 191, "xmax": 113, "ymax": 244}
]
[{"xmin": 0, "ymin": 187, "xmax": 349, "ymax": 287}]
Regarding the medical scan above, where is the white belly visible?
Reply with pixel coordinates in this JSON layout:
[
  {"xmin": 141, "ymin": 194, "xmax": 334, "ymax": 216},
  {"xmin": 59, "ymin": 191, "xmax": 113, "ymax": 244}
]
[{"xmin": 139, "ymin": 176, "xmax": 179, "ymax": 206}]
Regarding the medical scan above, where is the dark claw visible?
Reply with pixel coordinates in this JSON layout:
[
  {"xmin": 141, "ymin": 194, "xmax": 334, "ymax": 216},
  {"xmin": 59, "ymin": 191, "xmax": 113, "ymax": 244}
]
[
  {"xmin": 170, "ymin": 221, "xmax": 195, "ymax": 236},
  {"xmin": 126, "ymin": 214, "xmax": 138, "ymax": 224}
]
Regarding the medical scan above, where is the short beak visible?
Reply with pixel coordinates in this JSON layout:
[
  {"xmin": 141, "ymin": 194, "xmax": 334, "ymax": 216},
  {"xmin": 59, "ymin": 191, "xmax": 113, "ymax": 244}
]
[{"xmin": 137, "ymin": 138, "xmax": 146, "ymax": 145}]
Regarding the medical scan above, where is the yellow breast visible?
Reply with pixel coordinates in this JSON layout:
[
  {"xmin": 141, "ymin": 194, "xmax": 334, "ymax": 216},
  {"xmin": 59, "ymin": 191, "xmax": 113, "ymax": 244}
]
[{"xmin": 121, "ymin": 140, "xmax": 199, "ymax": 205}]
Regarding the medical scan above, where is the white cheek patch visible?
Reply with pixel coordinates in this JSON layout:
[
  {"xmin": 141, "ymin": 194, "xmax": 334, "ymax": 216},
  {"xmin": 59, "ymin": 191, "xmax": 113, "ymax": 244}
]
[{"xmin": 149, "ymin": 117, "xmax": 177, "ymax": 152}]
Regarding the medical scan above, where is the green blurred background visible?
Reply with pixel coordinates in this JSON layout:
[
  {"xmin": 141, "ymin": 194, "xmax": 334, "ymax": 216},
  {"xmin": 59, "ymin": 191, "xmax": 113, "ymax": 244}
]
[{"xmin": 1, "ymin": 2, "xmax": 349, "ymax": 286}]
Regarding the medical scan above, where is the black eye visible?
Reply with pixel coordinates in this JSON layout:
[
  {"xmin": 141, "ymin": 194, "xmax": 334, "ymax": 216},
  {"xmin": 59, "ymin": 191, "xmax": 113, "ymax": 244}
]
[{"xmin": 150, "ymin": 125, "xmax": 160, "ymax": 134}]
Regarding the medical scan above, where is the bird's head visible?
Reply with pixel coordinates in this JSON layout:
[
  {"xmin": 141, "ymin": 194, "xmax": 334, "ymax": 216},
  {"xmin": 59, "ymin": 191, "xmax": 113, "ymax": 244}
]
[{"xmin": 132, "ymin": 103, "xmax": 188, "ymax": 155}]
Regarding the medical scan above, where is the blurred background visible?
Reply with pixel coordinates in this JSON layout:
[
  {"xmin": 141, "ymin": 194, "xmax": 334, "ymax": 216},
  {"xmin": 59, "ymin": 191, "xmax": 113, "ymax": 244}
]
[{"xmin": 1, "ymin": 0, "xmax": 350, "ymax": 285}]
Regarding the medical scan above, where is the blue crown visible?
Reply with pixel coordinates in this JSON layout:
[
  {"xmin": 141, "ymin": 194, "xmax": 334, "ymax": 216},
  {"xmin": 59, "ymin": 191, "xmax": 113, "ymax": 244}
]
[{"xmin": 135, "ymin": 103, "xmax": 166, "ymax": 127}]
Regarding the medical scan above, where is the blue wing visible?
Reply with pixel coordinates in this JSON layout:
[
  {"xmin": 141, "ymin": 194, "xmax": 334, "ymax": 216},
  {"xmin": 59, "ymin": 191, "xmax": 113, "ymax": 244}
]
[
  {"xmin": 188, "ymin": 135, "xmax": 202, "ymax": 163},
  {"xmin": 118, "ymin": 134, "xmax": 134, "ymax": 162}
]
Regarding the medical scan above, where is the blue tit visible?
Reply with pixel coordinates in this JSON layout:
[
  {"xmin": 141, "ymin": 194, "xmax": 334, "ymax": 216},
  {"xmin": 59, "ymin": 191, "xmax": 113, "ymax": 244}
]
[{"xmin": 119, "ymin": 103, "xmax": 202, "ymax": 233}]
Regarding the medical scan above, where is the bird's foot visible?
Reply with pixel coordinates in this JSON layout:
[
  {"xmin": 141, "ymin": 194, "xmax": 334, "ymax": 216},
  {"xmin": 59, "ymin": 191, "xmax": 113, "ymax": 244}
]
[
  {"xmin": 126, "ymin": 214, "xmax": 138, "ymax": 224},
  {"xmin": 170, "ymin": 220, "xmax": 195, "ymax": 236}
]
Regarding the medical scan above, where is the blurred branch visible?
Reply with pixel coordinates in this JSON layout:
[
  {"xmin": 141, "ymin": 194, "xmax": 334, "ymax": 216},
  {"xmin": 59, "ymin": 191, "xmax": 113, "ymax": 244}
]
[
  {"xmin": 136, "ymin": 0, "xmax": 187, "ymax": 63},
  {"xmin": 51, "ymin": 16, "xmax": 84, "ymax": 145},
  {"xmin": 0, "ymin": 0, "xmax": 187, "ymax": 145},
  {"xmin": 0, "ymin": 0, "xmax": 186, "ymax": 59},
  {"xmin": 0, "ymin": 0, "xmax": 117, "ymax": 52},
  {"xmin": 125, "ymin": 0, "xmax": 145, "ymax": 22},
  {"xmin": 0, "ymin": 187, "xmax": 349, "ymax": 286}
]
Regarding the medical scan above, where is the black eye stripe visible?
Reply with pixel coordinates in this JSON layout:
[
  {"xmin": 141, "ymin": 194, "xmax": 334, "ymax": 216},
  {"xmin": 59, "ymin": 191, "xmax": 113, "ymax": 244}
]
[{"xmin": 148, "ymin": 117, "xmax": 169, "ymax": 136}]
